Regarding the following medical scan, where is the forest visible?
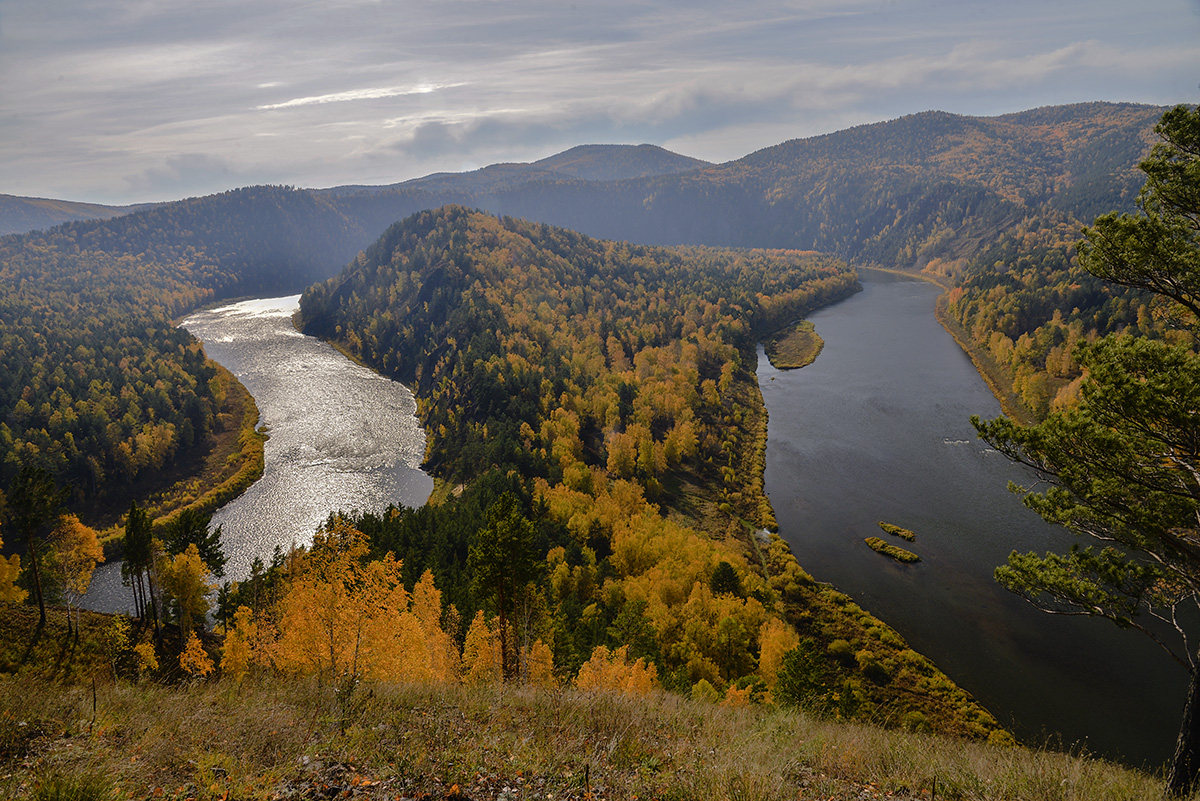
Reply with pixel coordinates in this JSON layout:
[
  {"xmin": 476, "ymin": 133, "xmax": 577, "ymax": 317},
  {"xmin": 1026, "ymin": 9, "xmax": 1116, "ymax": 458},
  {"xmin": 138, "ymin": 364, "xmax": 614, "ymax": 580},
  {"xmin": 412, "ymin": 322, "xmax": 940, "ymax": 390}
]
[
  {"xmin": 287, "ymin": 206, "xmax": 1005, "ymax": 734},
  {"xmin": 0, "ymin": 102, "xmax": 1176, "ymax": 757},
  {"xmin": 0, "ymin": 186, "xmax": 368, "ymax": 515}
]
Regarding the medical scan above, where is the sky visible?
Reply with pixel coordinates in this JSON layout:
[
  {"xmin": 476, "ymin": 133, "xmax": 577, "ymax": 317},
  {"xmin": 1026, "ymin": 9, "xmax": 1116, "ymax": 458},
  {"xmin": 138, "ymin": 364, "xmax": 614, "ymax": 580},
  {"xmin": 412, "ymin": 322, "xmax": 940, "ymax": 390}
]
[{"xmin": 2, "ymin": 0, "xmax": 1199, "ymax": 205}]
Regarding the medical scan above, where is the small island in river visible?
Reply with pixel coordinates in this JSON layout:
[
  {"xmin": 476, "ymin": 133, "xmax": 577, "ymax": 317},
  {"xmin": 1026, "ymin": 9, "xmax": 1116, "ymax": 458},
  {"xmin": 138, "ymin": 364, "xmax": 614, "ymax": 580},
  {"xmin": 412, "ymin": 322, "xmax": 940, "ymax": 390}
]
[
  {"xmin": 878, "ymin": 521, "xmax": 917, "ymax": 542},
  {"xmin": 765, "ymin": 320, "xmax": 824, "ymax": 369},
  {"xmin": 865, "ymin": 536, "xmax": 921, "ymax": 563}
]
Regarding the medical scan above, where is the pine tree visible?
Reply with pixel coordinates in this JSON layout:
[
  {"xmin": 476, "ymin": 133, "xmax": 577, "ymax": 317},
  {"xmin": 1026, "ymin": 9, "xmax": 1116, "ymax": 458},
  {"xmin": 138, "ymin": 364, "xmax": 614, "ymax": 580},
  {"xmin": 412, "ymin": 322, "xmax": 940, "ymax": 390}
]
[{"xmin": 974, "ymin": 104, "xmax": 1200, "ymax": 797}]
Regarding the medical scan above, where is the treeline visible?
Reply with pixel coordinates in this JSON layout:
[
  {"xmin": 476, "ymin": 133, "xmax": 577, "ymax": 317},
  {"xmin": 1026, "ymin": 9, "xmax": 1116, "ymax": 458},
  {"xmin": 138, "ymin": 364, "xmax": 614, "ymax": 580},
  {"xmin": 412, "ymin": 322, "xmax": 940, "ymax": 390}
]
[
  {"xmin": 294, "ymin": 207, "xmax": 1004, "ymax": 736},
  {"xmin": 0, "ymin": 186, "xmax": 366, "ymax": 510},
  {"xmin": 944, "ymin": 214, "xmax": 1177, "ymax": 419}
]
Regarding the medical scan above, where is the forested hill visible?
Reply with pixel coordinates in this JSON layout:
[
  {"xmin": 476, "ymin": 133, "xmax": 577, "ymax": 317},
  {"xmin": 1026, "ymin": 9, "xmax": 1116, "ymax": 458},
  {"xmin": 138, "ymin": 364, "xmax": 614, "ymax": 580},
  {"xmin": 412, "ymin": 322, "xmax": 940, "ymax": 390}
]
[
  {"xmin": 0, "ymin": 186, "xmax": 367, "ymax": 508},
  {"xmin": 299, "ymin": 205, "xmax": 854, "ymax": 487},
  {"xmin": 294, "ymin": 206, "xmax": 1010, "ymax": 735},
  {"xmin": 326, "ymin": 102, "xmax": 1162, "ymax": 265}
]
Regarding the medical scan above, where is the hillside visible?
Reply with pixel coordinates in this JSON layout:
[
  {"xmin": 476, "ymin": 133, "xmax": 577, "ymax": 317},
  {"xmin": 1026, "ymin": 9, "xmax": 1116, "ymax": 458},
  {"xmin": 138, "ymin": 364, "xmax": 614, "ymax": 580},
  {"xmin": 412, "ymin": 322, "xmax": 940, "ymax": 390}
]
[
  {"xmin": 294, "ymin": 206, "xmax": 1016, "ymax": 738},
  {"xmin": 327, "ymin": 103, "xmax": 1159, "ymax": 260},
  {"xmin": 0, "ymin": 194, "xmax": 154, "ymax": 237},
  {"xmin": 0, "ymin": 607, "xmax": 1167, "ymax": 801},
  {"xmin": 0, "ymin": 186, "xmax": 366, "ymax": 517}
]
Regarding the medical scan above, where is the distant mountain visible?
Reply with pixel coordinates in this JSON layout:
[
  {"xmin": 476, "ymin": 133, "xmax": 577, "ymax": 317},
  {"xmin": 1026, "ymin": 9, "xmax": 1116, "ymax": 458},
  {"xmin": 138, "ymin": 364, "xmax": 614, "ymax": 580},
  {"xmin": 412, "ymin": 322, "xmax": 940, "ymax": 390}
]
[
  {"xmin": 528, "ymin": 143, "xmax": 710, "ymax": 181},
  {"xmin": 312, "ymin": 102, "xmax": 1161, "ymax": 270},
  {"xmin": 8, "ymin": 105, "xmax": 1156, "ymax": 253},
  {"xmin": 321, "ymin": 143, "xmax": 709, "ymax": 199},
  {"xmin": 0, "ymin": 194, "xmax": 156, "ymax": 237}
]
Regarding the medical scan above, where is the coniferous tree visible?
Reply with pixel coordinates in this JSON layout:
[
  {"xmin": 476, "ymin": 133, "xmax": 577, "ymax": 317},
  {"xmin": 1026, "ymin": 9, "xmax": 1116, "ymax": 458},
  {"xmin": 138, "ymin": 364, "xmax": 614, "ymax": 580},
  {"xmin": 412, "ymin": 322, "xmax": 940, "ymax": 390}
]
[
  {"xmin": 6, "ymin": 465, "xmax": 67, "ymax": 625},
  {"xmin": 468, "ymin": 493, "xmax": 539, "ymax": 680},
  {"xmin": 974, "ymin": 104, "xmax": 1200, "ymax": 797}
]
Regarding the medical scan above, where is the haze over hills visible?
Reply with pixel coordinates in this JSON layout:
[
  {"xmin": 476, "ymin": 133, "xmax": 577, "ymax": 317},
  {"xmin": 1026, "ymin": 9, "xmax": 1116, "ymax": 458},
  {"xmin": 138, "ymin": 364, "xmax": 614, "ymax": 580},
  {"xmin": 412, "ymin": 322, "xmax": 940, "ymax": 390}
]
[
  {"xmin": 0, "ymin": 102, "xmax": 1167, "ymax": 507},
  {"xmin": 0, "ymin": 143, "xmax": 710, "ymax": 238},
  {"xmin": 2, "ymin": 102, "xmax": 1158, "ymax": 251},
  {"xmin": 0, "ymin": 194, "xmax": 159, "ymax": 237}
]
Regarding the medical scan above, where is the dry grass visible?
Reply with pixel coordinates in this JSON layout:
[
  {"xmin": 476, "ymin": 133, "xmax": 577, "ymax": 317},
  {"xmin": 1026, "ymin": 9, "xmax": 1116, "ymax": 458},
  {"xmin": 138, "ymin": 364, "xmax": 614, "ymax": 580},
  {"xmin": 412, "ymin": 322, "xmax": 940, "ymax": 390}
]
[{"xmin": 0, "ymin": 671, "xmax": 1173, "ymax": 801}]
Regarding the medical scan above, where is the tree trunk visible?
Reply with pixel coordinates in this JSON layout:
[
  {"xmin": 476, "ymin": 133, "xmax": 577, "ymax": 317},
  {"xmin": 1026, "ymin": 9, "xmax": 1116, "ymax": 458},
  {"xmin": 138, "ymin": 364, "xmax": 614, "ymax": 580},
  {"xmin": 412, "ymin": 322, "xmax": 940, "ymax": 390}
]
[
  {"xmin": 498, "ymin": 582, "xmax": 509, "ymax": 680},
  {"xmin": 1166, "ymin": 667, "xmax": 1200, "ymax": 797},
  {"xmin": 25, "ymin": 530, "xmax": 46, "ymax": 626}
]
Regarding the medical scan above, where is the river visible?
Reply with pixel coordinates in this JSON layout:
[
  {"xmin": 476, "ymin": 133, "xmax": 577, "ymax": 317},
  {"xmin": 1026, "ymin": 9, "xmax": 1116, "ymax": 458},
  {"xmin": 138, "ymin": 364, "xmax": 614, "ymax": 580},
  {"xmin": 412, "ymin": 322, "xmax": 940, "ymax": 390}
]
[
  {"xmin": 84, "ymin": 296, "xmax": 433, "ymax": 607},
  {"xmin": 759, "ymin": 269, "xmax": 1184, "ymax": 767},
  {"xmin": 84, "ymin": 279, "xmax": 1182, "ymax": 766}
]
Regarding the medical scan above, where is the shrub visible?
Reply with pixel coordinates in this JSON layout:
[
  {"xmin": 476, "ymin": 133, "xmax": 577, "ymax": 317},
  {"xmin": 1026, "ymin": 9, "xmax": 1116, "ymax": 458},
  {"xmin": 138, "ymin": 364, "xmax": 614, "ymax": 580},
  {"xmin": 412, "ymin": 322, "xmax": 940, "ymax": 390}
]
[{"xmin": 827, "ymin": 639, "xmax": 854, "ymax": 664}]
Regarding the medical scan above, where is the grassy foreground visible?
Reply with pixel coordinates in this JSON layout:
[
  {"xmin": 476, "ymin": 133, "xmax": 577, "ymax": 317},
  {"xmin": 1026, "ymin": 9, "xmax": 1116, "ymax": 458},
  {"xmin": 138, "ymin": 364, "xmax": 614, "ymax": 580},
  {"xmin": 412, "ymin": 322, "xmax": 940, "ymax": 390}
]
[{"xmin": 0, "ymin": 611, "xmax": 1172, "ymax": 800}]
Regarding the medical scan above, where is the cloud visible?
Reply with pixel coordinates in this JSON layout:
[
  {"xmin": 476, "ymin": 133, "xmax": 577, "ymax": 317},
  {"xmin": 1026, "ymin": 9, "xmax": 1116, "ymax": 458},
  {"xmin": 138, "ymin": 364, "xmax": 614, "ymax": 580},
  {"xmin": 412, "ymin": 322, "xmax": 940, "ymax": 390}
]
[
  {"xmin": 3, "ymin": 0, "xmax": 1198, "ymax": 203},
  {"xmin": 257, "ymin": 83, "xmax": 466, "ymax": 111},
  {"xmin": 123, "ymin": 153, "xmax": 247, "ymax": 198}
]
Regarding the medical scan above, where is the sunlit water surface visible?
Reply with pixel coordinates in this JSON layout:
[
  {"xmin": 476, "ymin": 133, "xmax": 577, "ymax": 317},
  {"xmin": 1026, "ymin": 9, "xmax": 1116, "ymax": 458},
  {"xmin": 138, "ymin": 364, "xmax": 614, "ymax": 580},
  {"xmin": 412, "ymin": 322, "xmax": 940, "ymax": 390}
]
[{"xmin": 85, "ymin": 295, "xmax": 432, "ymax": 608}]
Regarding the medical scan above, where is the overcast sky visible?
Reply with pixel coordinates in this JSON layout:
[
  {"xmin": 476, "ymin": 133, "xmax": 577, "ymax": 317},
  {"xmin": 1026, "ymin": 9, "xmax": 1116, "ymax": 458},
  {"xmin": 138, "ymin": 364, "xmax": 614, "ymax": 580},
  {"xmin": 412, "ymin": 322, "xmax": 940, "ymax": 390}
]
[{"xmin": 3, "ymin": 0, "xmax": 1198, "ymax": 205}]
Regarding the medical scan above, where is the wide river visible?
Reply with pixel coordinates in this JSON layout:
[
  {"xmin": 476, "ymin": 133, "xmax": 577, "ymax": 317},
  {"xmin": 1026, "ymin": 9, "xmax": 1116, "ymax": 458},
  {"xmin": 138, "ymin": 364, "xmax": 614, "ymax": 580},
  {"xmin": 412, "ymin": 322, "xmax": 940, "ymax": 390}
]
[
  {"xmin": 760, "ymin": 269, "xmax": 1184, "ymax": 767},
  {"xmin": 87, "ymin": 279, "xmax": 1181, "ymax": 767},
  {"xmin": 85, "ymin": 296, "xmax": 433, "ymax": 603}
]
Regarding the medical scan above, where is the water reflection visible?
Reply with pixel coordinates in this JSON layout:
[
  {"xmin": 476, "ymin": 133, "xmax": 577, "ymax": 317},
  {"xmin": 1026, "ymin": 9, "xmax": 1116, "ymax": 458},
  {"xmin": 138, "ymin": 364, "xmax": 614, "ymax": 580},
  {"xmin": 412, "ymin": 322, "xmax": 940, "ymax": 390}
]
[
  {"xmin": 760, "ymin": 270, "xmax": 1183, "ymax": 767},
  {"xmin": 85, "ymin": 295, "xmax": 432, "ymax": 610}
]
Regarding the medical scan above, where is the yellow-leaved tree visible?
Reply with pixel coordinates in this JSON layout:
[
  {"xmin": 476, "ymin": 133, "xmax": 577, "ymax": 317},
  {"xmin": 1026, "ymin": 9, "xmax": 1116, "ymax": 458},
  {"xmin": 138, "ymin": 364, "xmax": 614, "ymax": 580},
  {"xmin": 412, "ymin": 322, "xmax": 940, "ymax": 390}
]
[
  {"xmin": 575, "ymin": 645, "xmax": 657, "ymax": 694},
  {"xmin": 272, "ymin": 518, "xmax": 459, "ymax": 691},
  {"xmin": 159, "ymin": 543, "xmax": 213, "ymax": 642},
  {"xmin": 461, "ymin": 610, "xmax": 501, "ymax": 685},
  {"xmin": 49, "ymin": 514, "xmax": 104, "ymax": 634},
  {"xmin": 180, "ymin": 630, "xmax": 214, "ymax": 679},
  {"xmin": 0, "ymin": 488, "xmax": 21, "ymax": 604},
  {"xmin": 758, "ymin": 616, "xmax": 801, "ymax": 688},
  {"xmin": 272, "ymin": 518, "xmax": 380, "ymax": 689},
  {"xmin": 221, "ymin": 605, "xmax": 257, "ymax": 685},
  {"xmin": 0, "ymin": 534, "xmax": 26, "ymax": 605}
]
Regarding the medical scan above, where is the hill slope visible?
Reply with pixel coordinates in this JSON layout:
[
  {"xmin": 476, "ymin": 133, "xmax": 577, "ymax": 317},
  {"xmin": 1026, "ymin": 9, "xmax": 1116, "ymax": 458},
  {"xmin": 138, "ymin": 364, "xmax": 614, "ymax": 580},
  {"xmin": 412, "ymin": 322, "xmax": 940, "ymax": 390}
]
[
  {"xmin": 0, "ymin": 194, "xmax": 154, "ymax": 236},
  {"xmin": 0, "ymin": 609, "xmax": 1166, "ymax": 801},
  {"xmin": 296, "ymin": 206, "xmax": 1010, "ymax": 738}
]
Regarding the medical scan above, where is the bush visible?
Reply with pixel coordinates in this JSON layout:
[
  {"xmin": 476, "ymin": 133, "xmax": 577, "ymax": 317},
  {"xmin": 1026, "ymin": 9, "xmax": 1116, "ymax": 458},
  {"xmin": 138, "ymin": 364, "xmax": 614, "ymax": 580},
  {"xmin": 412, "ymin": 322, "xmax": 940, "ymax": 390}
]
[
  {"xmin": 856, "ymin": 650, "xmax": 891, "ymax": 684},
  {"xmin": 827, "ymin": 639, "xmax": 854, "ymax": 664}
]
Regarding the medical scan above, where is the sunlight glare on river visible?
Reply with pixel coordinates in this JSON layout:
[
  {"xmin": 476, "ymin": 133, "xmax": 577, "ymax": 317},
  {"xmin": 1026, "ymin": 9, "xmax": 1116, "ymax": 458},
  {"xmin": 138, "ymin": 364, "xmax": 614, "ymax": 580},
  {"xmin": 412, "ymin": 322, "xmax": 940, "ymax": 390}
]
[{"xmin": 84, "ymin": 295, "xmax": 432, "ymax": 609}]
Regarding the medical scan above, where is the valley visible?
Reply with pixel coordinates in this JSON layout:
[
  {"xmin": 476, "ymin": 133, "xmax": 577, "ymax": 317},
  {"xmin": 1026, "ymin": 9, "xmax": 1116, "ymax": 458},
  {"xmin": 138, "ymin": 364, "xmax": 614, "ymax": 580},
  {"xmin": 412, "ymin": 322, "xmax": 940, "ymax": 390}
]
[{"xmin": 2, "ymin": 101, "xmax": 1196, "ymax": 797}]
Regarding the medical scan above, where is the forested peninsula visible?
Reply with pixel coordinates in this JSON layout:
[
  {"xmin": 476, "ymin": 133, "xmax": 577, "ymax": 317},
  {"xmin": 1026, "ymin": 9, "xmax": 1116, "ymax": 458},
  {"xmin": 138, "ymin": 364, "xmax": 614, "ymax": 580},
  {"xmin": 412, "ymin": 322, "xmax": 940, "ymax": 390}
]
[{"xmin": 282, "ymin": 206, "xmax": 1009, "ymax": 735}]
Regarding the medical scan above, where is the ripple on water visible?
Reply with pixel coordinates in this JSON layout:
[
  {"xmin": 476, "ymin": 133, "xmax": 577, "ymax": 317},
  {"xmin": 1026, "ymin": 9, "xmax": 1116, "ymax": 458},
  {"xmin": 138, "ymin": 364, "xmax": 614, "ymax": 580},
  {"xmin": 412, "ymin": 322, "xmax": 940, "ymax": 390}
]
[{"xmin": 84, "ymin": 295, "xmax": 433, "ymax": 611}]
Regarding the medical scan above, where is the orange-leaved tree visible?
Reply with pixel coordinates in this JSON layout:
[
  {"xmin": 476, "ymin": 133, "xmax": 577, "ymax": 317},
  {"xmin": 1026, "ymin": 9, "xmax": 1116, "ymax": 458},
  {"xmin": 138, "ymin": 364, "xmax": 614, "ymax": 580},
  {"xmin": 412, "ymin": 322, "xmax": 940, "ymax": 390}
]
[{"xmin": 272, "ymin": 518, "xmax": 459, "ymax": 689}]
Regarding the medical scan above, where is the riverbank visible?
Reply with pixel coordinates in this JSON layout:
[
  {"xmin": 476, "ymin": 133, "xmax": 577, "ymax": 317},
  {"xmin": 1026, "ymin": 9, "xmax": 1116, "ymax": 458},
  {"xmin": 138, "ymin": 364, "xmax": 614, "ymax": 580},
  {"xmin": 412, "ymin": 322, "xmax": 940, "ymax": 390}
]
[
  {"xmin": 860, "ymin": 266, "xmax": 1035, "ymax": 425},
  {"xmin": 96, "ymin": 362, "xmax": 266, "ymax": 558},
  {"xmin": 932, "ymin": 291, "xmax": 1035, "ymax": 426}
]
